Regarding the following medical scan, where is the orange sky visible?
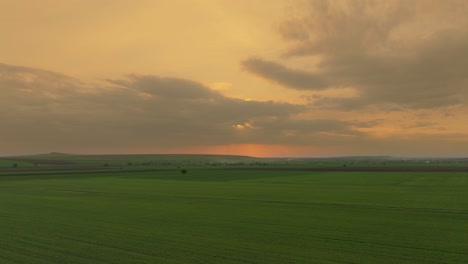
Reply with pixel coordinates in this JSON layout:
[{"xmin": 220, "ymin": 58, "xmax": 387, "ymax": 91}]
[{"xmin": 1, "ymin": 0, "xmax": 468, "ymax": 157}]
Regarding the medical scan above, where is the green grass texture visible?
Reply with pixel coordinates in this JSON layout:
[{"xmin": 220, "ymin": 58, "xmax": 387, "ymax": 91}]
[{"xmin": 1, "ymin": 169, "xmax": 467, "ymax": 263}]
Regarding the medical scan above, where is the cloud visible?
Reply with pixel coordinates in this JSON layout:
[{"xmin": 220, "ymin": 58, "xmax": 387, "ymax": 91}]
[
  {"xmin": 242, "ymin": 57, "xmax": 327, "ymax": 90},
  {"xmin": 108, "ymin": 75, "xmax": 222, "ymax": 99},
  {"xmin": 243, "ymin": 0, "xmax": 468, "ymax": 110},
  {"xmin": 2, "ymin": 62, "xmax": 467, "ymax": 157},
  {"xmin": 0, "ymin": 63, "xmax": 365, "ymax": 154}
]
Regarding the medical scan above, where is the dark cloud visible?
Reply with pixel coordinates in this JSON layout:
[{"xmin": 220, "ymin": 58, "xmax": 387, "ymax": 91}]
[
  {"xmin": 242, "ymin": 57, "xmax": 327, "ymax": 90},
  {"xmin": 0, "ymin": 63, "xmax": 364, "ymax": 155},
  {"xmin": 2, "ymin": 62, "xmax": 466, "ymax": 157},
  {"xmin": 108, "ymin": 75, "xmax": 221, "ymax": 99},
  {"xmin": 243, "ymin": 0, "xmax": 468, "ymax": 110}
]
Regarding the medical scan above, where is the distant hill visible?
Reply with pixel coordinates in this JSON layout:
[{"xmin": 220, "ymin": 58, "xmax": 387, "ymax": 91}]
[{"xmin": 46, "ymin": 152, "xmax": 73, "ymax": 155}]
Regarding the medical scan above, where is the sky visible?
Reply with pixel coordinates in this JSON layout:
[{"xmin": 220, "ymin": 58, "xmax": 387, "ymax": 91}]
[{"xmin": 1, "ymin": 0, "xmax": 468, "ymax": 157}]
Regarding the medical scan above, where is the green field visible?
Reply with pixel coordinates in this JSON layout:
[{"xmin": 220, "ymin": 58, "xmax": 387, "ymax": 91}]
[{"xmin": 1, "ymin": 168, "xmax": 467, "ymax": 263}]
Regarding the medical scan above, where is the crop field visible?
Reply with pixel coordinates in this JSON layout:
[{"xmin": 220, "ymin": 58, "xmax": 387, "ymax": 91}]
[{"xmin": 0, "ymin": 165, "xmax": 468, "ymax": 263}]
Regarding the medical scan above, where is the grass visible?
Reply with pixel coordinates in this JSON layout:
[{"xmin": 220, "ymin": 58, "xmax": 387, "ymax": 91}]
[{"xmin": 0, "ymin": 169, "xmax": 467, "ymax": 263}]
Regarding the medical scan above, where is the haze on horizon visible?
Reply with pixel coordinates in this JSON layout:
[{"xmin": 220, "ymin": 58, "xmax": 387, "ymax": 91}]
[{"xmin": 1, "ymin": 0, "xmax": 468, "ymax": 157}]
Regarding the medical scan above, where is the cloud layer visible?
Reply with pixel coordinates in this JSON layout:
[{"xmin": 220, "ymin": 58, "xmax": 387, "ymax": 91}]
[
  {"xmin": 1, "ymin": 63, "xmax": 369, "ymax": 155},
  {"xmin": 1, "ymin": 62, "xmax": 468, "ymax": 156},
  {"xmin": 243, "ymin": 0, "xmax": 468, "ymax": 110}
]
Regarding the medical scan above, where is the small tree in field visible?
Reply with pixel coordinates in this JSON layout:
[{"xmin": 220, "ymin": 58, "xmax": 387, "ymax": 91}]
[{"xmin": 180, "ymin": 169, "xmax": 187, "ymax": 174}]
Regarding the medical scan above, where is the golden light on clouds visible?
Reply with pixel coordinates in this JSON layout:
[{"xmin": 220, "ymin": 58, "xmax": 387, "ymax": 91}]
[
  {"xmin": 1, "ymin": 0, "xmax": 468, "ymax": 156},
  {"xmin": 233, "ymin": 122, "xmax": 254, "ymax": 130},
  {"xmin": 206, "ymin": 82, "xmax": 232, "ymax": 91}
]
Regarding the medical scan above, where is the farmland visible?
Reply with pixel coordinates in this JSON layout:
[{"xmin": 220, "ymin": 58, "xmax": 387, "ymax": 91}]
[{"xmin": 0, "ymin": 154, "xmax": 467, "ymax": 263}]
